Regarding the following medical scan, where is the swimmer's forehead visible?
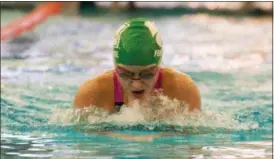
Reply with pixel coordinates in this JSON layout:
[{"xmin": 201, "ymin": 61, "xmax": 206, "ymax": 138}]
[{"xmin": 116, "ymin": 64, "xmax": 158, "ymax": 72}]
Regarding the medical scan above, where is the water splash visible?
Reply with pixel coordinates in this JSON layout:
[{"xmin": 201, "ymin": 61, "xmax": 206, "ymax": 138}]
[{"xmin": 48, "ymin": 94, "xmax": 264, "ymax": 135}]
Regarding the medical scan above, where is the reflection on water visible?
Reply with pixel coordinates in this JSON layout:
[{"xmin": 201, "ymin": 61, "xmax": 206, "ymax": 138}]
[
  {"xmin": 1, "ymin": 12, "xmax": 272, "ymax": 158},
  {"xmin": 1, "ymin": 134, "xmax": 272, "ymax": 158}
]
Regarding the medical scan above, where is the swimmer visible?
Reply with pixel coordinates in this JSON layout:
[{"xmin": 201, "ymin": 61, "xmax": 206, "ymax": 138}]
[{"xmin": 73, "ymin": 18, "xmax": 201, "ymax": 113}]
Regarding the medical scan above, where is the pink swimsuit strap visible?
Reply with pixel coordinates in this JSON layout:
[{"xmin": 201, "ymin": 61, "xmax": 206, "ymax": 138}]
[
  {"xmin": 113, "ymin": 70, "xmax": 124, "ymax": 104},
  {"xmin": 114, "ymin": 68, "xmax": 162, "ymax": 106}
]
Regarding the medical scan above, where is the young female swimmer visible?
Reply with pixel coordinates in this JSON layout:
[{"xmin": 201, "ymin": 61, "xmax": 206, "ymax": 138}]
[{"xmin": 74, "ymin": 18, "xmax": 201, "ymax": 114}]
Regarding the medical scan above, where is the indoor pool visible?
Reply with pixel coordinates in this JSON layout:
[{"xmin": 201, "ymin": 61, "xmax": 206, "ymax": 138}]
[{"xmin": 1, "ymin": 10, "xmax": 273, "ymax": 158}]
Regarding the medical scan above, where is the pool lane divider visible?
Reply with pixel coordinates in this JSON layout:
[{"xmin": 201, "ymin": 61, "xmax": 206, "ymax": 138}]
[{"xmin": 1, "ymin": 2, "xmax": 63, "ymax": 41}]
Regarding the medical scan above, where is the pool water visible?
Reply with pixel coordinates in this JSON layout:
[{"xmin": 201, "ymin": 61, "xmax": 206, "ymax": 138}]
[{"xmin": 1, "ymin": 10, "xmax": 273, "ymax": 158}]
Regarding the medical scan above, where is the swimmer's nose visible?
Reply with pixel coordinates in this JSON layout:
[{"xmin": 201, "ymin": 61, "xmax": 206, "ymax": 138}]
[{"xmin": 131, "ymin": 80, "xmax": 143, "ymax": 89}]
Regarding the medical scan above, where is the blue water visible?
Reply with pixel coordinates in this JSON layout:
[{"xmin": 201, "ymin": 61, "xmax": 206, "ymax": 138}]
[{"xmin": 1, "ymin": 11, "xmax": 273, "ymax": 158}]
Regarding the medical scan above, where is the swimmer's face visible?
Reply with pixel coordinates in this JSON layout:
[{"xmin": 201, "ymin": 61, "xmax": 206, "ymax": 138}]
[{"xmin": 115, "ymin": 64, "xmax": 160, "ymax": 101}]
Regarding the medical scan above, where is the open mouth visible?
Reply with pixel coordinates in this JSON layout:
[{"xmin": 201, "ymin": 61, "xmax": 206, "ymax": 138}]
[
  {"xmin": 132, "ymin": 90, "xmax": 145, "ymax": 98},
  {"xmin": 132, "ymin": 90, "xmax": 145, "ymax": 94}
]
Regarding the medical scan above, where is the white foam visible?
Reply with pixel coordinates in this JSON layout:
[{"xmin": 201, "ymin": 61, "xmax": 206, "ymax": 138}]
[{"xmin": 49, "ymin": 94, "xmax": 256, "ymax": 132}]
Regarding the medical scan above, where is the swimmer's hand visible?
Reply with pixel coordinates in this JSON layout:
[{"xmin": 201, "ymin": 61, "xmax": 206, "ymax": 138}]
[
  {"xmin": 80, "ymin": 129, "xmax": 173, "ymax": 142},
  {"xmin": 96, "ymin": 131, "xmax": 171, "ymax": 142}
]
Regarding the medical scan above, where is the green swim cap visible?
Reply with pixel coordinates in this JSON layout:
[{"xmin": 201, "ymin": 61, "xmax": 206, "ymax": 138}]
[{"xmin": 113, "ymin": 18, "xmax": 163, "ymax": 66}]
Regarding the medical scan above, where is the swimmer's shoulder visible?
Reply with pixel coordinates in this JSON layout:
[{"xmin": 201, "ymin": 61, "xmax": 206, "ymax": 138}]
[
  {"xmin": 161, "ymin": 67, "xmax": 201, "ymax": 111},
  {"xmin": 73, "ymin": 69, "xmax": 115, "ymax": 111},
  {"xmin": 162, "ymin": 67, "xmax": 193, "ymax": 86}
]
